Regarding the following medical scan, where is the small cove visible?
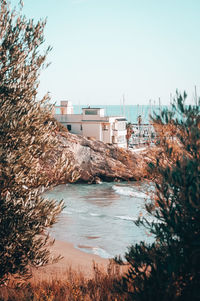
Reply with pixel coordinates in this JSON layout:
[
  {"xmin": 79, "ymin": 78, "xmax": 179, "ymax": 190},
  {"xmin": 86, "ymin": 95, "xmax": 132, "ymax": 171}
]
[{"xmin": 45, "ymin": 181, "xmax": 155, "ymax": 259}]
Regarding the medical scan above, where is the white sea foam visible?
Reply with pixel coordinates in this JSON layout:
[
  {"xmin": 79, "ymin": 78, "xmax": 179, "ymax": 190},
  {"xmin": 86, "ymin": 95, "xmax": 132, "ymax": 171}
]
[
  {"xmin": 131, "ymin": 191, "xmax": 149, "ymax": 199},
  {"xmin": 77, "ymin": 245, "xmax": 111, "ymax": 258},
  {"xmin": 143, "ymin": 214, "xmax": 162, "ymax": 224},
  {"xmin": 115, "ymin": 215, "xmax": 136, "ymax": 221},
  {"xmin": 89, "ymin": 212, "xmax": 102, "ymax": 217},
  {"xmin": 112, "ymin": 185, "xmax": 134, "ymax": 196},
  {"xmin": 112, "ymin": 185, "xmax": 148, "ymax": 199},
  {"xmin": 92, "ymin": 247, "xmax": 111, "ymax": 258}
]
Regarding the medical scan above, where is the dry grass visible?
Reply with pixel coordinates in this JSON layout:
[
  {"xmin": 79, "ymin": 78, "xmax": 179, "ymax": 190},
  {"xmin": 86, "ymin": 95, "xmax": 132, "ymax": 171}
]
[{"xmin": 0, "ymin": 261, "xmax": 125, "ymax": 301}]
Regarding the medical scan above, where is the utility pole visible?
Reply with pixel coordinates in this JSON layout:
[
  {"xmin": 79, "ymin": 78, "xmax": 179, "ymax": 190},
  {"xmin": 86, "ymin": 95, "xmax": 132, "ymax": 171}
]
[{"xmin": 123, "ymin": 94, "xmax": 125, "ymax": 117}]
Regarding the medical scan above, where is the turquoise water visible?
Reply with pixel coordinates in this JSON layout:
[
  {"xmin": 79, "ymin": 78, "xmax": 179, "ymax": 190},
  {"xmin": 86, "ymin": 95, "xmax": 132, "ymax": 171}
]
[
  {"xmin": 73, "ymin": 105, "xmax": 161, "ymax": 124},
  {"xmin": 55, "ymin": 104, "xmax": 178, "ymax": 124},
  {"xmin": 55, "ymin": 104, "xmax": 162, "ymax": 123},
  {"xmin": 45, "ymin": 181, "xmax": 155, "ymax": 259}
]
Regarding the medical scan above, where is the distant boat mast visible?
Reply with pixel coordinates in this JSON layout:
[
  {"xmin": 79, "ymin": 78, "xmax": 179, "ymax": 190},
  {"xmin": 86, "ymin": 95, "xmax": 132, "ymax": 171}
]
[
  {"xmin": 195, "ymin": 85, "xmax": 198, "ymax": 104},
  {"xmin": 159, "ymin": 97, "xmax": 161, "ymax": 115},
  {"xmin": 148, "ymin": 99, "xmax": 152, "ymax": 143},
  {"xmin": 123, "ymin": 94, "xmax": 125, "ymax": 116}
]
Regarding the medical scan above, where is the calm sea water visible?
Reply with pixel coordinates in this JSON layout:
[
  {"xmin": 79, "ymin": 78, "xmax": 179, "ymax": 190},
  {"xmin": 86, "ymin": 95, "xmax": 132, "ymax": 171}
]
[
  {"xmin": 45, "ymin": 181, "xmax": 155, "ymax": 259},
  {"xmin": 73, "ymin": 105, "xmax": 161, "ymax": 124}
]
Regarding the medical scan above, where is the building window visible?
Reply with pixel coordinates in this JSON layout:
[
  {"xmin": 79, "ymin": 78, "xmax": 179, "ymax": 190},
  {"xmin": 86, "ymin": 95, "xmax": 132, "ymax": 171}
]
[
  {"xmin": 80, "ymin": 124, "xmax": 83, "ymax": 130},
  {"xmin": 85, "ymin": 109, "xmax": 98, "ymax": 115},
  {"xmin": 67, "ymin": 124, "xmax": 71, "ymax": 131}
]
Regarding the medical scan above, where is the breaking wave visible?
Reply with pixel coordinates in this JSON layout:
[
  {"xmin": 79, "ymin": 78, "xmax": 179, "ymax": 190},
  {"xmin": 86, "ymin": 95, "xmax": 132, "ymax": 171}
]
[
  {"xmin": 115, "ymin": 215, "xmax": 137, "ymax": 222},
  {"xmin": 91, "ymin": 247, "xmax": 111, "ymax": 258},
  {"xmin": 112, "ymin": 185, "xmax": 148, "ymax": 199},
  {"xmin": 77, "ymin": 245, "xmax": 111, "ymax": 259}
]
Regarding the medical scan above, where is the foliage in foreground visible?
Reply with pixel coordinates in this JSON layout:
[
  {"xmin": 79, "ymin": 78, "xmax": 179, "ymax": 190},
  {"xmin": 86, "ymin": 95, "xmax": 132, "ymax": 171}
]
[
  {"xmin": 117, "ymin": 93, "xmax": 200, "ymax": 301},
  {"xmin": 0, "ymin": 0, "xmax": 77, "ymax": 284},
  {"xmin": 0, "ymin": 262, "xmax": 123, "ymax": 301}
]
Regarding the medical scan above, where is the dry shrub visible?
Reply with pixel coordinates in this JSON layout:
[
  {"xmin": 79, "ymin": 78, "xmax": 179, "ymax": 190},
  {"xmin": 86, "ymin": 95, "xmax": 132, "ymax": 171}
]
[{"xmin": 0, "ymin": 261, "xmax": 124, "ymax": 301}]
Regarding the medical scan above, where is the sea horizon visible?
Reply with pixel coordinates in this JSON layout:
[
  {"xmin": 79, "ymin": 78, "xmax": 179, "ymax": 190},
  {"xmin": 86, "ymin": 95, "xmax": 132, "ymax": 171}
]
[{"xmin": 70, "ymin": 104, "xmax": 163, "ymax": 124}]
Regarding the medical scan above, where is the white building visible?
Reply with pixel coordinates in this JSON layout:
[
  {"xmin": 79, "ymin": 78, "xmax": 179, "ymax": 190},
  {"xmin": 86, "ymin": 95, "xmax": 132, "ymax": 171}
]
[{"xmin": 54, "ymin": 101, "xmax": 127, "ymax": 148}]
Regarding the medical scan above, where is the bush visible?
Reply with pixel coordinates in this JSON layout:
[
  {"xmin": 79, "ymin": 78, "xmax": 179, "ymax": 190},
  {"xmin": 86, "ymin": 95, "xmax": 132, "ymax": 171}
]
[
  {"xmin": 0, "ymin": 262, "xmax": 124, "ymax": 301},
  {"xmin": 0, "ymin": 0, "xmax": 64, "ymax": 284},
  {"xmin": 117, "ymin": 93, "xmax": 200, "ymax": 300}
]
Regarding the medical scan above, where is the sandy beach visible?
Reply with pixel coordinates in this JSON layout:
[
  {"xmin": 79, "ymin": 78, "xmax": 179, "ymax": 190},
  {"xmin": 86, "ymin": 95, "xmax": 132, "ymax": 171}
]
[{"xmin": 31, "ymin": 240, "xmax": 110, "ymax": 282}]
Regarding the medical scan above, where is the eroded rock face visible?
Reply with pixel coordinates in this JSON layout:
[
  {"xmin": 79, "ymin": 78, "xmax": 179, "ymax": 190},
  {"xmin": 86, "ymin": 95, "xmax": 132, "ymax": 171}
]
[{"xmin": 54, "ymin": 130, "xmax": 151, "ymax": 183}]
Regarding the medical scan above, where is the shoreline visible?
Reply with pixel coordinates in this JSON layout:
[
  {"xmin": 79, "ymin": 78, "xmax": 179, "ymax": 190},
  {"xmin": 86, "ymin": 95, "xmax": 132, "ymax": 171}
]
[{"xmin": 31, "ymin": 239, "xmax": 110, "ymax": 282}]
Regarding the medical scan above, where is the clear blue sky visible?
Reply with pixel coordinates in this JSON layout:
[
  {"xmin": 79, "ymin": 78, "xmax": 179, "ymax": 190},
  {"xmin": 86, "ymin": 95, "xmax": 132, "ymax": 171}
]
[{"xmin": 11, "ymin": 0, "xmax": 200, "ymax": 105}]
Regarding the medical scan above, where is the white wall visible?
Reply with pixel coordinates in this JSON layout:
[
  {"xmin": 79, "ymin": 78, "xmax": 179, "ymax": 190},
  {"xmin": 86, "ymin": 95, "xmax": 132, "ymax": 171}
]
[
  {"xmin": 82, "ymin": 115, "xmax": 106, "ymax": 121},
  {"xmin": 102, "ymin": 124, "xmax": 111, "ymax": 143},
  {"xmin": 71, "ymin": 123, "xmax": 82, "ymax": 135},
  {"xmin": 55, "ymin": 113, "xmax": 127, "ymax": 147},
  {"xmin": 55, "ymin": 114, "xmax": 82, "ymax": 123},
  {"xmin": 82, "ymin": 123, "xmax": 101, "ymax": 140}
]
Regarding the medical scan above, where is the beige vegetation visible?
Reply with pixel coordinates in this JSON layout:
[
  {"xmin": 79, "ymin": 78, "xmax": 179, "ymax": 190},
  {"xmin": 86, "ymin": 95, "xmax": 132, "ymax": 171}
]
[
  {"xmin": 0, "ymin": 265, "xmax": 125, "ymax": 301},
  {"xmin": 31, "ymin": 240, "xmax": 110, "ymax": 282},
  {"xmin": 0, "ymin": 238, "xmax": 129, "ymax": 301}
]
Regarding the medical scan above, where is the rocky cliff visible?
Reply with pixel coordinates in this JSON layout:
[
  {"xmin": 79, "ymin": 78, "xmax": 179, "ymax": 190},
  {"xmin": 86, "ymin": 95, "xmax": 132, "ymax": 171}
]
[{"xmin": 44, "ymin": 125, "xmax": 153, "ymax": 184}]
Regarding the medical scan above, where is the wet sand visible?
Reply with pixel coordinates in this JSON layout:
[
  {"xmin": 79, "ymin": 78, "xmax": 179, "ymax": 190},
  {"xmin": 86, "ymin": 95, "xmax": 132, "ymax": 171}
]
[{"xmin": 31, "ymin": 240, "xmax": 110, "ymax": 282}]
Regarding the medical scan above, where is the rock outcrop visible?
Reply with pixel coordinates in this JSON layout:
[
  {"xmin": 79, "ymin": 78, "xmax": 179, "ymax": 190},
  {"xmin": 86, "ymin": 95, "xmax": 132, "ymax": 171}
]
[{"xmin": 45, "ymin": 126, "xmax": 153, "ymax": 184}]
